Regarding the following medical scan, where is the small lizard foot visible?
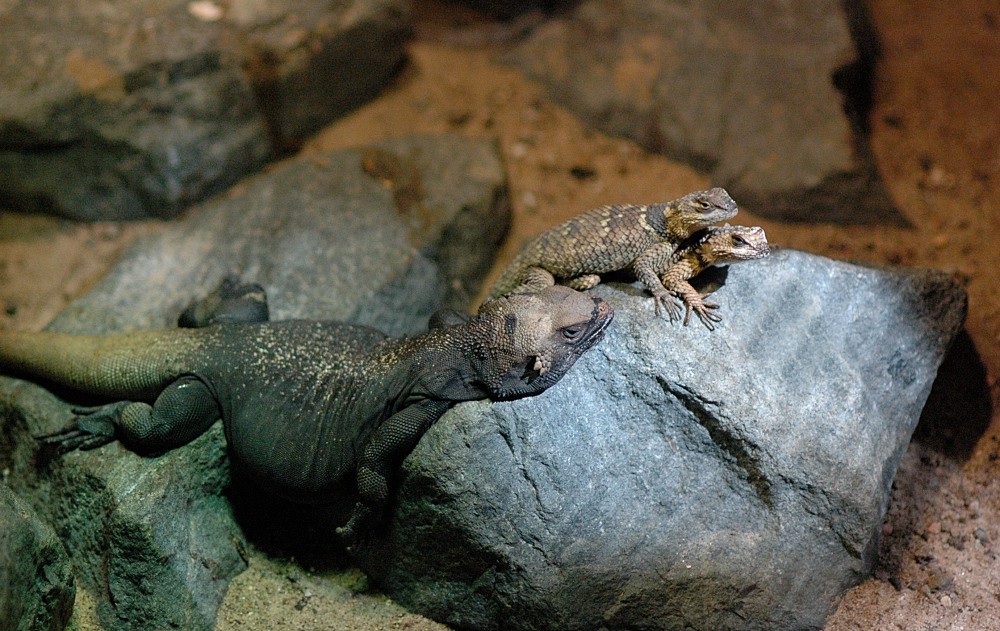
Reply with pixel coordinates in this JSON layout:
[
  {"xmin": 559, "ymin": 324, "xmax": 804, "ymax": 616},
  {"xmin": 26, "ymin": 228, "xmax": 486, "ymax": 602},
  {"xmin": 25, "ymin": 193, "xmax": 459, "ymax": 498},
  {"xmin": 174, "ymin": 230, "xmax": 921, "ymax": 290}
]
[
  {"xmin": 652, "ymin": 291, "xmax": 683, "ymax": 322},
  {"xmin": 36, "ymin": 403, "xmax": 123, "ymax": 453},
  {"xmin": 683, "ymin": 299, "xmax": 722, "ymax": 330}
]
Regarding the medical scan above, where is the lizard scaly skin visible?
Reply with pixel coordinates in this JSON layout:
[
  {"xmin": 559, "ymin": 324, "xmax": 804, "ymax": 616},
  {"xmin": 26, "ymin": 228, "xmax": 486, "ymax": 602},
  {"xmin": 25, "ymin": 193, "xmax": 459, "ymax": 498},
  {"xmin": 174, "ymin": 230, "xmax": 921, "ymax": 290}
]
[{"xmin": 488, "ymin": 188, "xmax": 739, "ymax": 320}]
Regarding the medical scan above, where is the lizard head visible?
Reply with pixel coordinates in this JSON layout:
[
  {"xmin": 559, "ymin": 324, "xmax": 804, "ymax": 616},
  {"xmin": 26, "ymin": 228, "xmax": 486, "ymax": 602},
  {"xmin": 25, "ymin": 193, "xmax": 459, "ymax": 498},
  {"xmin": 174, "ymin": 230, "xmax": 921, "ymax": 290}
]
[
  {"xmin": 472, "ymin": 285, "xmax": 613, "ymax": 400},
  {"xmin": 703, "ymin": 224, "xmax": 771, "ymax": 263},
  {"xmin": 664, "ymin": 187, "xmax": 739, "ymax": 235}
]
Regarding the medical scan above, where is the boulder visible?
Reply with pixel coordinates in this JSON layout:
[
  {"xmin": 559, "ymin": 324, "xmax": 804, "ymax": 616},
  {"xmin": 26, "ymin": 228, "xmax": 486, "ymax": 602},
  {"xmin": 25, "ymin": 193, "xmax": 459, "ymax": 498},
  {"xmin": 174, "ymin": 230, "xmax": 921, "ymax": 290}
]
[
  {"xmin": 0, "ymin": 484, "xmax": 75, "ymax": 631},
  {"xmin": 0, "ymin": 0, "xmax": 412, "ymax": 220},
  {"xmin": 0, "ymin": 134, "xmax": 510, "ymax": 629},
  {"xmin": 234, "ymin": 0, "xmax": 411, "ymax": 150},
  {"xmin": 356, "ymin": 249, "xmax": 967, "ymax": 630},
  {"xmin": 507, "ymin": 0, "xmax": 901, "ymax": 224},
  {"xmin": 0, "ymin": 0, "xmax": 272, "ymax": 221}
]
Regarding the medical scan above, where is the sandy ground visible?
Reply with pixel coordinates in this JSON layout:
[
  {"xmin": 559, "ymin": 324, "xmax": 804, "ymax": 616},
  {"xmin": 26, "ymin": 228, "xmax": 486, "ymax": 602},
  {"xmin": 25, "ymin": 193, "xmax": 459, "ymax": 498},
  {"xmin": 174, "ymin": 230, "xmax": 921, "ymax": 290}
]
[{"xmin": 1, "ymin": 1, "xmax": 997, "ymax": 629}]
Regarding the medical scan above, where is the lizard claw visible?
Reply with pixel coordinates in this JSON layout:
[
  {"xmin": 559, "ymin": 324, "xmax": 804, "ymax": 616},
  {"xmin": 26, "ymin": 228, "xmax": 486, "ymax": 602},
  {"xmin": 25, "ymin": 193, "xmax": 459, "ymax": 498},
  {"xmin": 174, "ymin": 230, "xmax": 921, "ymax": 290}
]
[
  {"xmin": 683, "ymin": 298, "xmax": 722, "ymax": 330},
  {"xmin": 652, "ymin": 291, "xmax": 683, "ymax": 322},
  {"xmin": 335, "ymin": 502, "xmax": 373, "ymax": 552},
  {"xmin": 36, "ymin": 407, "xmax": 119, "ymax": 454}
]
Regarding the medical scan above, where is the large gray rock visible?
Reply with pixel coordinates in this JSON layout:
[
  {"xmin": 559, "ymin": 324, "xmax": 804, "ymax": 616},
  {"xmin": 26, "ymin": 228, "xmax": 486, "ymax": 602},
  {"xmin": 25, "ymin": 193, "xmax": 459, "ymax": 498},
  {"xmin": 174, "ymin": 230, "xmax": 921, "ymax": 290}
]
[
  {"xmin": 0, "ymin": 0, "xmax": 272, "ymax": 221},
  {"xmin": 0, "ymin": 485, "xmax": 75, "ymax": 631},
  {"xmin": 507, "ymin": 0, "xmax": 900, "ymax": 224},
  {"xmin": 356, "ymin": 249, "xmax": 967, "ymax": 630},
  {"xmin": 0, "ymin": 0, "xmax": 412, "ymax": 220},
  {"xmin": 234, "ymin": 0, "xmax": 411, "ymax": 149},
  {"xmin": 1, "ymin": 134, "xmax": 510, "ymax": 630}
]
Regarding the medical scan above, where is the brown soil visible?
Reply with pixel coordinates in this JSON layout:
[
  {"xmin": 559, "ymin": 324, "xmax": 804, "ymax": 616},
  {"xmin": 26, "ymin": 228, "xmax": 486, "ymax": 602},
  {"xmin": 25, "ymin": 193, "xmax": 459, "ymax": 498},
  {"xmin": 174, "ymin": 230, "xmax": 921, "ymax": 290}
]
[{"xmin": 2, "ymin": 1, "xmax": 997, "ymax": 629}]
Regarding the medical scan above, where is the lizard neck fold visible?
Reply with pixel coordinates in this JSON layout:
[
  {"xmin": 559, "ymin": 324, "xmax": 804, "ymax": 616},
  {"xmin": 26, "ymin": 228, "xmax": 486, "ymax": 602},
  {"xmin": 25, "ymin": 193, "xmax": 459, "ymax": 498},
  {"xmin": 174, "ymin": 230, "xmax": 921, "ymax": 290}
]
[{"xmin": 380, "ymin": 323, "xmax": 491, "ymax": 405}]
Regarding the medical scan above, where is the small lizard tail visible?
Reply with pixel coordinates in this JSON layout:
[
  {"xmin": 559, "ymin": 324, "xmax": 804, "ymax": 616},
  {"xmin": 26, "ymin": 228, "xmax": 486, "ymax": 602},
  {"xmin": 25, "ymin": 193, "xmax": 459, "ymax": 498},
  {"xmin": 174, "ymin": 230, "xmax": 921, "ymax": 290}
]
[{"xmin": 0, "ymin": 329, "xmax": 201, "ymax": 401}]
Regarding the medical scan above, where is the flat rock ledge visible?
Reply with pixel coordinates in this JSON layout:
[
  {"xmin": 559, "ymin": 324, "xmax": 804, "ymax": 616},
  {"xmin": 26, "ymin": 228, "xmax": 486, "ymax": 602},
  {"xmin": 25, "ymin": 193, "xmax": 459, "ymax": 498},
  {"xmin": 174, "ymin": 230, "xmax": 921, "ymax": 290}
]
[
  {"xmin": 0, "ymin": 134, "xmax": 510, "ymax": 630},
  {"xmin": 507, "ymin": 0, "xmax": 899, "ymax": 224},
  {"xmin": 357, "ymin": 249, "xmax": 967, "ymax": 631}
]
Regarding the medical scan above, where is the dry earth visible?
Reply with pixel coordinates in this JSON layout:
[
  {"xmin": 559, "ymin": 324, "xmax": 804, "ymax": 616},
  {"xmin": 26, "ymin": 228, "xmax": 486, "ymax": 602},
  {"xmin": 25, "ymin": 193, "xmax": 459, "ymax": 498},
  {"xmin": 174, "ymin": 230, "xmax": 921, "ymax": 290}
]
[{"xmin": 1, "ymin": 1, "xmax": 997, "ymax": 629}]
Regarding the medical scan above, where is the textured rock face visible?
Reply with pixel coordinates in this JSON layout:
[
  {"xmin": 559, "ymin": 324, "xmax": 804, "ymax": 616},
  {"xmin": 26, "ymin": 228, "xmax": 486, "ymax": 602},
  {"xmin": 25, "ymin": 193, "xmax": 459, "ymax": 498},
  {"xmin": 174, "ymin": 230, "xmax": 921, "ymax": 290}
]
[
  {"xmin": 0, "ymin": 0, "xmax": 411, "ymax": 220},
  {"xmin": 0, "ymin": 135, "xmax": 510, "ymax": 630},
  {"xmin": 0, "ymin": 0, "xmax": 272, "ymax": 221},
  {"xmin": 0, "ymin": 485, "xmax": 75, "ymax": 631},
  {"xmin": 49, "ymin": 134, "xmax": 510, "ymax": 336},
  {"xmin": 507, "ymin": 0, "xmax": 899, "ymax": 224},
  {"xmin": 235, "ymin": 0, "xmax": 411, "ymax": 149},
  {"xmin": 357, "ymin": 249, "xmax": 967, "ymax": 631}
]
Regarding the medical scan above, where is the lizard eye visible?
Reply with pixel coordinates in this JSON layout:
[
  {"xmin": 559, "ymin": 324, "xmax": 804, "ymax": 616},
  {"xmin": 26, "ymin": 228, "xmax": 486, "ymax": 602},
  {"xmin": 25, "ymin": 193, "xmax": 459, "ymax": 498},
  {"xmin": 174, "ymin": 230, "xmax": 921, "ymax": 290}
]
[
  {"xmin": 561, "ymin": 324, "xmax": 585, "ymax": 341},
  {"xmin": 696, "ymin": 199, "xmax": 711, "ymax": 209},
  {"xmin": 732, "ymin": 235, "xmax": 749, "ymax": 247}
]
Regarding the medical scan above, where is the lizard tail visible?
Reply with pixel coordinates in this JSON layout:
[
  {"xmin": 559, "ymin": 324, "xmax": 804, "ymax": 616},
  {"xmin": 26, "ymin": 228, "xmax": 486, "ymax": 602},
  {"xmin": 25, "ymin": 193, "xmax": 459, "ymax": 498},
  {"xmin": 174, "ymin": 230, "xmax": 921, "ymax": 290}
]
[{"xmin": 0, "ymin": 329, "xmax": 200, "ymax": 401}]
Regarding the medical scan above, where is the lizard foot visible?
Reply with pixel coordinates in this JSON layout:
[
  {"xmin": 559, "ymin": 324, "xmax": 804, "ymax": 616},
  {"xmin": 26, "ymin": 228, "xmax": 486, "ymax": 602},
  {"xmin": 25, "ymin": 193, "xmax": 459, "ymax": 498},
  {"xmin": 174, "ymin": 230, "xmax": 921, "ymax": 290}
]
[
  {"xmin": 36, "ymin": 403, "xmax": 124, "ymax": 453},
  {"xmin": 179, "ymin": 275, "xmax": 269, "ymax": 327},
  {"xmin": 683, "ymin": 297, "xmax": 722, "ymax": 330},
  {"xmin": 334, "ymin": 502, "xmax": 373, "ymax": 552},
  {"xmin": 651, "ymin": 290, "xmax": 683, "ymax": 323}
]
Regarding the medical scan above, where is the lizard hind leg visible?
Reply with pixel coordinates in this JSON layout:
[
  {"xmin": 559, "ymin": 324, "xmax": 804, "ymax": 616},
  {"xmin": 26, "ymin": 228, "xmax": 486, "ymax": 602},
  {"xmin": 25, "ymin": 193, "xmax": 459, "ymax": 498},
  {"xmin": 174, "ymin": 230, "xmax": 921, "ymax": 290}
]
[
  {"xmin": 178, "ymin": 275, "xmax": 270, "ymax": 328},
  {"xmin": 37, "ymin": 376, "xmax": 221, "ymax": 456},
  {"xmin": 563, "ymin": 274, "xmax": 601, "ymax": 291}
]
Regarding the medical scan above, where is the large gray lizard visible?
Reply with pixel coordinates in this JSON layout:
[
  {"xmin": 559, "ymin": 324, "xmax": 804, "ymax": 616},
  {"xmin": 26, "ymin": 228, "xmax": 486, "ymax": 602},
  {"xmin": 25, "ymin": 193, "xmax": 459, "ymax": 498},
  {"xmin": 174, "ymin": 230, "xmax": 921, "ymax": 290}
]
[
  {"xmin": 1, "ymin": 280, "xmax": 612, "ymax": 542},
  {"xmin": 488, "ymin": 188, "xmax": 739, "ymax": 320}
]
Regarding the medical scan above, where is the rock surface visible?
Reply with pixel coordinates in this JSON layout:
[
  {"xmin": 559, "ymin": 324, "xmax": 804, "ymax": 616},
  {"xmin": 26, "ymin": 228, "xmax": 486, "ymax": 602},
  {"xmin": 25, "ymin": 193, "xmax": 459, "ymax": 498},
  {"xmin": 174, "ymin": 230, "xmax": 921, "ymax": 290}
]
[
  {"xmin": 507, "ymin": 0, "xmax": 900, "ymax": 224},
  {"xmin": 0, "ymin": 484, "xmax": 75, "ymax": 631},
  {"xmin": 235, "ymin": 0, "xmax": 411, "ymax": 150},
  {"xmin": 356, "ymin": 249, "xmax": 967, "ymax": 630},
  {"xmin": 0, "ymin": 0, "xmax": 411, "ymax": 220},
  {"xmin": 0, "ymin": 134, "xmax": 510, "ymax": 629},
  {"xmin": 0, "ymin": 0, "xmax": 271, "ymax": 221}
]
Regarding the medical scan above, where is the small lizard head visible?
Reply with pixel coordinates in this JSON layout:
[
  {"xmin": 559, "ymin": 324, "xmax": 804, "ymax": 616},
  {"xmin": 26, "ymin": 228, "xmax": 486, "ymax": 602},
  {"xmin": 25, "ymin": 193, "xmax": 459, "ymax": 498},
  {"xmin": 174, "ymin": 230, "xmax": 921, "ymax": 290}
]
[
  {"xmin": 703, "ymin": 224, "xmax": 771, "ymax": 263},
  {"xmin": 664, "ymin": 187, "xmax": 739, "ymax": 235},
  {"xmin": 473, "ymin": 286, "xmax": 613, "ymax": 400}
]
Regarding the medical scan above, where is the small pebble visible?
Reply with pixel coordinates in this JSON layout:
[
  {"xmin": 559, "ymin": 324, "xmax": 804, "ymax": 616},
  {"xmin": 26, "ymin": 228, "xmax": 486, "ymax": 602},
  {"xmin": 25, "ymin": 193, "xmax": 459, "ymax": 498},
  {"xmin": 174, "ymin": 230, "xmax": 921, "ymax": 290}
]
[
  {"xmin": 941, "ymin": 594, "xmax": 952, "ymax": 607},
  {"xmin": 975, "ymin": 527, "xmax": 990, "ymax": 544},
  {"xmin": 521, "ymin": 190, "xmax": 538, "ymax": 209}
]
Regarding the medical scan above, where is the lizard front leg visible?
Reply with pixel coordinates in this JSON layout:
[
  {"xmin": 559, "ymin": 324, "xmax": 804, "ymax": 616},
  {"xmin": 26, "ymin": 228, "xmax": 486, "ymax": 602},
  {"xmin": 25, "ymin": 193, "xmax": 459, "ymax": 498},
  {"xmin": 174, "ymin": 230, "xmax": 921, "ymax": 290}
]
[
  {"xmin": 336, "ymin": 398, "xmax": 451, "ymax": 546},
  {"xmin": 631, "ymin": 242, "xmax": 684, "ymax": 321},
  {"xmin": 37, "ymin": 375, "xmax": 221, "ymax": 455},
  {"xmin": 661, "ymin": 259, "xmax": 722, "ymax": 330}
]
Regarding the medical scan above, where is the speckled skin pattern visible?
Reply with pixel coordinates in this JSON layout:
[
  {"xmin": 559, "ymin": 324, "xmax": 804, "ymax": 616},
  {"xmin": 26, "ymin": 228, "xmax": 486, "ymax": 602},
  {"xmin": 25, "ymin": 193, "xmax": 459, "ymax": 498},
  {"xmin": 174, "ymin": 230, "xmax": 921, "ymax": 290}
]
[
  {"xmin": 489, "ymin": 188, "xmax": 739, "ymax": 317},
  {"xmin": 0, "ymin": 283, "xmax": 612, "ymax": 542},
  {"xmin": 661, "ymin": 225, "xmax": 771, "ymax": 329}
]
